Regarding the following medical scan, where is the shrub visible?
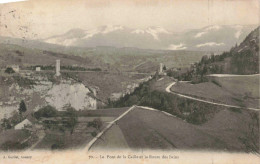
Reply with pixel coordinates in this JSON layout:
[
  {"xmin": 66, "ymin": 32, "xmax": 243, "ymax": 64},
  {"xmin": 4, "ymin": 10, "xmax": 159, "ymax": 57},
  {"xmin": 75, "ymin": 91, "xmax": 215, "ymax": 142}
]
[
  {"xmin": 87, "ymin": 118, "xmax": 103, "ymax": 131},
  {"xmin": 5, "ymin": 67, "xmax": 15, "ymax": 74},
  {"xmin": 229, "ymin": 107, "xmax": 242, "ymax": 113},
  {"xmin": 0, "ymin": 141, "xmax": 28, "ymax": 151},
  {"xmin": 1, "ymin": 118, "xmax": 12, "ymax": 130},
  {"xmin": 34, "ymin": 105, "xmax": 57, "ymax": 119},
  {"xmin": 13, "ymin": 76, "xmax": 36, "ymax": 88}
]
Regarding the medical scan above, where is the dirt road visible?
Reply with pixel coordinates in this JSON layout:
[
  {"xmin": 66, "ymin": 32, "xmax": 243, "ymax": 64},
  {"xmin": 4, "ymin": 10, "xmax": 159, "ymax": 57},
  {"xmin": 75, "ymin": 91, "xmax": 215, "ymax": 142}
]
[{"xmin": 166, "ymin": 82, "xmax": 260, "ymax": 111}]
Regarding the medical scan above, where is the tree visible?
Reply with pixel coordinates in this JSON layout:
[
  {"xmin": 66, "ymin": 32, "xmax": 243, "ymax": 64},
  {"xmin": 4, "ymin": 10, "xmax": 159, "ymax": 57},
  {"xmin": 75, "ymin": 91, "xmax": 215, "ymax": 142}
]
[
  {"xmin": 63, "ymin": 106, "xmax": 78, "ymax": 134},
  {"xmin": 18, "ymin": 100, "xmax": 27, "ymax": 115},
  {"xmin": 1, "ymin": 118, "xmax": 11, "ymax": 129},
  {"xmin": 34, "ymin": 105, "xmax": 57, "ymax": 119},
  {"xmin": 163, "ymin": 65, "xmax": 167, "ymax": 71},
  {"xmin": 5, "ymin": 67, "xmax": 15, "ymax": 74}
]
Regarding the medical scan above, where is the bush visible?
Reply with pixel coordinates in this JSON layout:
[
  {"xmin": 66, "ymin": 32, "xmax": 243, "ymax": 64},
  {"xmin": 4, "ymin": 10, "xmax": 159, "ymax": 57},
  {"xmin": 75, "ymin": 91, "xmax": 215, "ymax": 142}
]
[
  {"xmin": 229, "ymin": 107, "xmax": 242, "ymax": 113},
  {"xmin": 0, "ymin": 141, "xmax": 28, "ymax": 151},
  {"xmin": 87, "ymin": 118, "xmax": 103, "ymax": 131},
  {"xmin": 34, "ymin": 105, "xmax": 57, "ymax": 119},
  {"xmin": 1, "ymin": 118, "xmax": 12, "ymax": 130},
  {"xmin": 13, "ymin": 76, "xmax": 36, "ymax": 88},
  {"xmin": 5, "ymin": 67, "xmax": 15, "ymax": 74}
]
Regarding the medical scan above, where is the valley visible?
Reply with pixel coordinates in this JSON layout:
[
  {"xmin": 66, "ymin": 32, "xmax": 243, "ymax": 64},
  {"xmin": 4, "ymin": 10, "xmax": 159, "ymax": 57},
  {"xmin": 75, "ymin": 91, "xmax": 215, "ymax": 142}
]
[{"xmin": 0, "ymin": 25, "xmax": 259, "ymax": 153}]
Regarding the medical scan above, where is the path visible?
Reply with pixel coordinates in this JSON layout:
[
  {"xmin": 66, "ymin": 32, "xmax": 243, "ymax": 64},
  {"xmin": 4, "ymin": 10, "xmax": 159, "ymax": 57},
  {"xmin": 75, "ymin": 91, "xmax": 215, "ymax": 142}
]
[
  {"xmin": 166, "ymin": 82, "xmax": 260, "ymax": 111},
  {"xmin": 84, "ymin": 105, "xmax": 136, "ymax": 151}
]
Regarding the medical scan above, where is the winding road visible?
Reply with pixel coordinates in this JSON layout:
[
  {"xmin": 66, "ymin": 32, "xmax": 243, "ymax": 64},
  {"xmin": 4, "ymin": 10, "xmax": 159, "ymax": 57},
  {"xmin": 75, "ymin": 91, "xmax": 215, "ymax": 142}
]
[{"xmin": 166, "ymin": 82, "xmax": 260, "ymax": 111}]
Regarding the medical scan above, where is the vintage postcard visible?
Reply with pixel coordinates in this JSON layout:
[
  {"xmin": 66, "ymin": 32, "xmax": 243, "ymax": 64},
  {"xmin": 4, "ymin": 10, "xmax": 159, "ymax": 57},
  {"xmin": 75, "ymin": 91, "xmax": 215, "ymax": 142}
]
[{"xmin": 0, "ymin": 0, "xmax": 259, "ymax": 163}]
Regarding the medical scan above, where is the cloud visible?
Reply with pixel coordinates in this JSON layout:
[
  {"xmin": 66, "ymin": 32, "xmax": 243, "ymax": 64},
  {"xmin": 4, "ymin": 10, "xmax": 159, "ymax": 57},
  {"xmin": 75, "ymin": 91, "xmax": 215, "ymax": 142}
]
[
  {"xmin": 194, "ymin": 25, "xmax": 222, "ymax": 38},
  {"xmin": 168, "ymin": 43, "xmax": 187, "ymax": 50},
  {"xmin": 196, "ymin": 42, "xmax": 224, "ymax": 48},
  {"xmin": 194, "ymin": 31, "xmax": 207, "ymax": 38}
]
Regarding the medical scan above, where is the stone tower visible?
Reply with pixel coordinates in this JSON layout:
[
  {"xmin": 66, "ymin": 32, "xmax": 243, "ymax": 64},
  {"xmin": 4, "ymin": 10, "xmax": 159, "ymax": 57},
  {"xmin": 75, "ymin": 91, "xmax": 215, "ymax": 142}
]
[{"xmin": 56, "ymin": 59, "xmax": 60, "ymax": 76}]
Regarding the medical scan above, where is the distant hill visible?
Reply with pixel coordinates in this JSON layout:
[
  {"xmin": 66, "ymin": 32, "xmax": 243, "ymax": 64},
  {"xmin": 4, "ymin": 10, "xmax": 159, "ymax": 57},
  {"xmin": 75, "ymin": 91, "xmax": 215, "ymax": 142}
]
[
  {"xmin": 168, "ymin": 26, "xmax": 259, "ymax": 81},
  {"xmin": 1, "ymin": 25, "xmax": 256, "ymax": 52},
  {"xmin": 42, "ymin": 25, "xmax": 256, "ymax": 51},
  {"xmin": 0, "ymin": 44, "xmax": 105, "ymax": 70}
]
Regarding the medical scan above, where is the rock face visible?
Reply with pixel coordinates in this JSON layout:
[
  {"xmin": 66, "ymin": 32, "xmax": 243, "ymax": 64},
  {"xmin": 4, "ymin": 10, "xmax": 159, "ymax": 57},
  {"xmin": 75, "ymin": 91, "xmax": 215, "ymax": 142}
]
[
  {"xmin": 45, "ymin": 83, "xmax": 96, "ymax": 111},
  {"xmin": 0, "ymin": 74, "xmax": 97, "ymax": 120}
]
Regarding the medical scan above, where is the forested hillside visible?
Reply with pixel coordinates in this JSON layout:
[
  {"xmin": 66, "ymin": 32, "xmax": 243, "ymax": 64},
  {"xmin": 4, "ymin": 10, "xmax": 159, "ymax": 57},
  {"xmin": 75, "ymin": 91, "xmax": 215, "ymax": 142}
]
[{"xmin": 167, "ymin": 27, "xmax": 259, "ymax": 82}]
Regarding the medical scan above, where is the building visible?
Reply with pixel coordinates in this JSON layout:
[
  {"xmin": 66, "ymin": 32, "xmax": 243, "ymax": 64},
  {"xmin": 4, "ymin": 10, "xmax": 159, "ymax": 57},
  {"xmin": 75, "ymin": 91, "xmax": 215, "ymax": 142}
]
[
  {"xmin": 36, "ymin": 67, "xmax": 41, "ymax": 72},
  {"xmin": 14, "ymin": 119, "xmax": 32, "ymax": 130},
  {"xmin": 11, "ymin": 65, "xmax": 19, "ymax": 73},
  {"xmin": 56, "ymin": 59, "xmax": 60, "ymax": 76}
]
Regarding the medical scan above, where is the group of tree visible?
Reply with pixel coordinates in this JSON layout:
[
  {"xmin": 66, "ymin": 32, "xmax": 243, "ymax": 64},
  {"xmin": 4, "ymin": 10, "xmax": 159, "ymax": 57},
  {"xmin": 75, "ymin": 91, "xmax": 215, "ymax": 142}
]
[
  {"xmin": 28, "ymin": 65, "xmax": 102, "ymax": 72},
  {"xmin": 107, "ymin": 77, "xmax": 219, "ymax": 125},
  {"xmin": 1, "ymin": 100, "xmax": 27, "ymax": 130},
  {"xmin": 33, "ymin": 105, "xmax": 78, "ymax": 134}
]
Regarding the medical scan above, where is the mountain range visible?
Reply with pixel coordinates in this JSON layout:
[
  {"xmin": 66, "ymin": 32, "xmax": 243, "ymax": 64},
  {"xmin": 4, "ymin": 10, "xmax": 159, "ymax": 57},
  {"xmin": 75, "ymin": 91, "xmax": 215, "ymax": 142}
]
[{"xmin": 42, "ymin": 25, "xmax": 257, "ymax": 51}]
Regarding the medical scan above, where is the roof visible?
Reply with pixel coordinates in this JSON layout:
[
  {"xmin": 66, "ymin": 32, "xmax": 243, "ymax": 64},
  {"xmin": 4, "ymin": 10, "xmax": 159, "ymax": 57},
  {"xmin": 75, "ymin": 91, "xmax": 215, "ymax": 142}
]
[
  {"xmin": 14, "ymin": 119, "xmax": 32, "ymax": 129},
  {"xmin": 26, "ymin": 114, "xmax": 37, "ymax": 123}
]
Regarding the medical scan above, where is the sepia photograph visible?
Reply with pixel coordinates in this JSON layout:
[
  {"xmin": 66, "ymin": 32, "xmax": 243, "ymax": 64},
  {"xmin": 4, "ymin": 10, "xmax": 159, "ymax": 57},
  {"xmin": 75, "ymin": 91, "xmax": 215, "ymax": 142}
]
[{"xmin": 0, "ymin": 0, "xmax": 259, "ymax": 163}]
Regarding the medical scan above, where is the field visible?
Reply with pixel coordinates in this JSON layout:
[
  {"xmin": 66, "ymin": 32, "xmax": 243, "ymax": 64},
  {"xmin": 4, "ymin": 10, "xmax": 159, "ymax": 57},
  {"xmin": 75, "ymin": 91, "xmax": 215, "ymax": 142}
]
[
  {"xmin": 90, "ymin": 106, "xmax": 259, "ymax": 152},
  {"xmin": 210, "ymin": 75, "xmax": 259, "ymax": 98},
  {"xmin": 171, "ymin": 75, "xmax": 260, "ymax": 108},
  {"xmin": 33, "ymin": 107, "xmax": 129, "ymax": 150},
  {"xmin": 91, "ymin": 124, "xmax": 129, "ymax": 150}
]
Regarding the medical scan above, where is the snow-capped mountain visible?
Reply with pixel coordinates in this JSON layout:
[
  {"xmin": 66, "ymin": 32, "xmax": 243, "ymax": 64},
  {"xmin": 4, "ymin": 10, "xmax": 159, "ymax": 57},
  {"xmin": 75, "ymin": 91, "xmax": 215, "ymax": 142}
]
[{"xmin": 43, "ymin": 25, "xmax": 257, "ymax": 51}]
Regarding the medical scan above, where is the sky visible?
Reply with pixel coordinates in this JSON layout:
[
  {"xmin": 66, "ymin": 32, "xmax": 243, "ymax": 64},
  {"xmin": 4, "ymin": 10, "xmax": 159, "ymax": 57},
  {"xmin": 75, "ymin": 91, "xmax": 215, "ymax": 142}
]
[{"xmin": 0, "ymin": 0, "xmax": 259, "ymax": 39}]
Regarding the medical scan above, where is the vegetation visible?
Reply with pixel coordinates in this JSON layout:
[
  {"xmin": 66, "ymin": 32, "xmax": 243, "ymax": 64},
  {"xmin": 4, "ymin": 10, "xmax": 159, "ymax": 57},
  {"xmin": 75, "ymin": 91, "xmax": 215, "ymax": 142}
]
[
  {"xmin": 1, "ymin": 118, "xmax": 12, "ymax": 130},
  {"xmin": 0, "ymin": 141, "xmax": 28, "ymax": 151},
  {"xmin": 18, "ymin": 100, "xmax": 27, "ymax": 115},
  {"xmin": 62, "ymin": 106, "xmax": 78, "ymax": 134},
  {"xmin": 4, "ymin": 67, "xmax": 15, "ymax": 74},
  {"xmin": 87, "ymin": 118, "xmax": 103, "ymax": 131},
  {"xmin": 27, "ymin": 65, "xmax": 102, "ymax": 72},
  {"xmin": 12, "ymin": 76, "xmax": 36, "ymax": 88},
  {"xmin": 163, "ymin": 65, "xmax": 167, "ymax": 71},
  {"xmin": 34, "ymin": 105, "xmax": 57, "ymax": 119},
  {"xmin": 238, "ymin": 112, "xmax": 259, "ymax": 153},
  {"xmin": 167, "ymin": 27, "xmax": 259, "ymax": 83},
  {"xmin": 27, "ymin": 65, "xmax": 55, "ymax": 70},
  {"xmin": 107, "ymin": 78, "xmax": 219, "ymax": 125},
  {"xmin": 51, "ymin": 139, "xmax": 65, "ymax": 150},
  {"xmin": 34, "ymin": 105, "xmax": 78, "ymax": 134},
  {"xmin": 0, "ymin": 111, "xmax": 21, "ymax": 130}
]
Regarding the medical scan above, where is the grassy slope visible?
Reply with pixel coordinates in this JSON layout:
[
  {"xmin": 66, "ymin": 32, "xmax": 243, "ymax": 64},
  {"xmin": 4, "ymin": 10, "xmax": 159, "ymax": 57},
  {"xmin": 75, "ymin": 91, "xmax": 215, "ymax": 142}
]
[
  {"xmin": 171, "ymin": 75, "xmax": 260, "ymax": 108},
  {"xmin": 104, "ymin": 107, "xmax": 259, "ymax": 152}
]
